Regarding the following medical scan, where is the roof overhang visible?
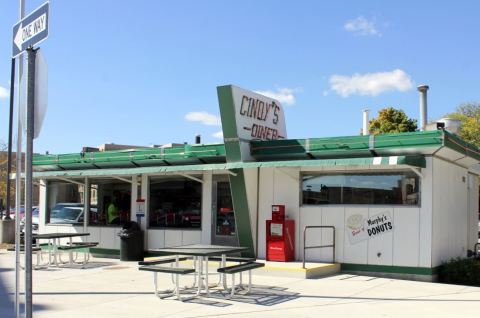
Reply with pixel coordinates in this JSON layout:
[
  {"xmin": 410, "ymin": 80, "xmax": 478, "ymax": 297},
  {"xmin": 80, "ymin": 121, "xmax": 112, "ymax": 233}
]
[{"xmin": 32, "ymin": 155, "xmax": 425, "ymax": 180}]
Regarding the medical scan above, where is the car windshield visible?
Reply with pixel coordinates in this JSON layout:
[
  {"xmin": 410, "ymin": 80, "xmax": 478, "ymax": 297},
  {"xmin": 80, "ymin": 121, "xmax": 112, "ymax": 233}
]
[
  {"xmin": 57, "ymin": 207, "xmax": 81, "ymax": 221},
  {"xmin": 50, "ymin": 204, "xmax": 83, "ymax": 223}
]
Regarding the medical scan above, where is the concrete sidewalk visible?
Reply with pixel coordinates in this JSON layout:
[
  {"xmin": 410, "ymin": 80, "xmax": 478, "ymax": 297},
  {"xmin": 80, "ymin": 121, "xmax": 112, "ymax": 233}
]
[{"xmin": 1, "ymin": 250, "xmax": 479, "ymax": 318}]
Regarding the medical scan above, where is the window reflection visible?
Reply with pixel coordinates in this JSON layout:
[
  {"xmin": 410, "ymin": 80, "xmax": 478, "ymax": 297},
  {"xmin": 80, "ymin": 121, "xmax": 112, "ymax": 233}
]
[
  {"xmin": 302, "ymin": 172, "xmax": 420, "ymax": 205},
  {"xmin": 149, "ymin": 177, "xmax": 202, "ymax": 229}
]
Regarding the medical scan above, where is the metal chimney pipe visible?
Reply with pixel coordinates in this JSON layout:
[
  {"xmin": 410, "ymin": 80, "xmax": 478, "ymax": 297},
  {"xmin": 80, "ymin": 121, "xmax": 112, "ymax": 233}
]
[
  {"xmin": 417, "ymin": 84, "xmax": 429, "ymax": 131},
  {"xmin": 362, "ymin": 109, "xmax": 370, "ymax": 135},
  {"xmin": 195, "ymin": 134, "xmax": 201, "ymax": 144}
]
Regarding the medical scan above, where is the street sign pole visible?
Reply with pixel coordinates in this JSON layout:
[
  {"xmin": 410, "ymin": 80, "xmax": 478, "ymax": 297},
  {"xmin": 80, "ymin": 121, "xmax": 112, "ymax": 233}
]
[
  {"xmin": 15, "ymin": 1, "xmax": 25, "ymax": 317},
  {"xmin": 25, "ymin": 46, "xmax": 36, "ymax": 318},
  {"xmin": 5, "ymin": 57, "xmax": 16, "ymax": 221}
]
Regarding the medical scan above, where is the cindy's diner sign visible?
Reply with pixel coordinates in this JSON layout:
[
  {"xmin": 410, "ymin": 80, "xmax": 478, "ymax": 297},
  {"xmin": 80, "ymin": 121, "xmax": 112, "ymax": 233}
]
[{"xmin": 217, "ymin": 85, "xmax": 287, "ymax": 161}]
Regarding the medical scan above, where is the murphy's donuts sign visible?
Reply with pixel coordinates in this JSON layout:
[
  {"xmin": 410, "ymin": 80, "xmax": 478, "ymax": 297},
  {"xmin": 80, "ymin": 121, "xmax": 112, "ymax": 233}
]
[{"xmin": 346, "ymin": 211, "xmax": 394, "ymax": 244}]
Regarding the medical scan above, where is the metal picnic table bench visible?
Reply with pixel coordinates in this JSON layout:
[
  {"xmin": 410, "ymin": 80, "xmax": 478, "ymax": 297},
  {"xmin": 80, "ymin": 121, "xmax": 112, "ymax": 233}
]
[{"xmin": 139, "ymin": 244, "xmax": 264, "ymax": 300}]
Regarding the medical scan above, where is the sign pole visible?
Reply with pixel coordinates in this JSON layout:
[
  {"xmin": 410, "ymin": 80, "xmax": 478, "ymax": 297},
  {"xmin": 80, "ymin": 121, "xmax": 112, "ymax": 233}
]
[
  {"xmin": 15, "ymin": 1, "xmax": 26, "ymax": 317},
  {"xmin": 24, "ymin": 46, "xmax": 36, "ymax": 318},
  {"xmin": 5, "ymin": 57, "xmax": 15, "ymax": 221}
]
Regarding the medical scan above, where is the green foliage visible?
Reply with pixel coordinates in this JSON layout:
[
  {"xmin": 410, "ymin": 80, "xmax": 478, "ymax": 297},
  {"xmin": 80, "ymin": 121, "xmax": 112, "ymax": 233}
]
[
  {"xmin": 446, "ymin": 102, "xmax": 480, "ymax": 147},
  {"xmin": 0, "ymin": 141, "xmax": 17, "ymax": 210},
  {"xmin": 438, "ymin": 257, "xmax": 480, "ymax": 286},
  {"xmin": 369, "ymin": 107, "xmax": 417, "ymax": 135}
]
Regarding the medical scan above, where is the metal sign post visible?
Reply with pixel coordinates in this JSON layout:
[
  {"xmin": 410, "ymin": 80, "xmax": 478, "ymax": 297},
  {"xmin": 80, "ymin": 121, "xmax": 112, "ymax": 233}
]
[
  {"xmin": 12, "ymin": 2, "xmax": 49, "ymax": 317},
  {"xmin": 15, "ymin": 2, "xmax": 25, "ymax": 317},
  {"xmin": 24, "ymin": 47, "xmax": 36, "ymax": 318}
]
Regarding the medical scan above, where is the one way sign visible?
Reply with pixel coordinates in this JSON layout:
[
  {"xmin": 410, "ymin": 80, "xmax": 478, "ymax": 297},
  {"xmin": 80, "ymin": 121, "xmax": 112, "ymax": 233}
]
[{"xmin": 12, "ymin": 2, "xmax": 49, "ymax": 58}]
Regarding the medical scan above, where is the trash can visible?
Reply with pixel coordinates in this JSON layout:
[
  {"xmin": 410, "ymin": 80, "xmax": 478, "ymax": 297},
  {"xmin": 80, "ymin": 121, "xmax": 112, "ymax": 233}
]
[{"xmin": 117, "ymin": 221, "xmax": 144, "ymax": 261}]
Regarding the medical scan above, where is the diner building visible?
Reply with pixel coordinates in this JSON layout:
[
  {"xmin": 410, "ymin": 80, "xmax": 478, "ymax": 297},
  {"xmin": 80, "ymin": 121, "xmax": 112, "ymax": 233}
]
[
  {"xmin": 32, "ymin": 85, "xmax": 480, "ymax": 280},
  {"xmin": 33, "ymin": 129, "xmax": 480, "ymax": 279}
]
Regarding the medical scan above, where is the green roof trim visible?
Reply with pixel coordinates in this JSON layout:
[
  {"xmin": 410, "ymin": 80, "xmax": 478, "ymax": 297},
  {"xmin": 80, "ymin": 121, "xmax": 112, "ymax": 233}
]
[
  {"xmin": 250, "ymin": 130, "xmax": 445, "ymax": 159},
  {"xmin": 33, "ymin": 143, "xmax": 226, "ymax": 171},
  {"xmin": 32, "ymin": 130, "xmax": 480, "ymax": 173},
  {"xmin": 443, "ymin": 130, "xmax": 480, "ymax": 161}
]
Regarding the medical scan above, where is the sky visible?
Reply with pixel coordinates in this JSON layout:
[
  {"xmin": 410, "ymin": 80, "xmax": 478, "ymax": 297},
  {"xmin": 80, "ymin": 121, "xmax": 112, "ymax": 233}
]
[{"xmin": 0, "ymin": 0, "xmax": 479, "ymax": 155}]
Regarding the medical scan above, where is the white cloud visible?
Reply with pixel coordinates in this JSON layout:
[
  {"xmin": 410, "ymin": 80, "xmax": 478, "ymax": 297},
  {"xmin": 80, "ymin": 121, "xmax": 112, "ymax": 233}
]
[
  {"xmin": 344, "ymin": 16, "xmax": 380, "ymax": 36},
  {"xmin": 0, "ymin": 86, "xmax": 9, "ymax": 99},
  {"xmin": 254, "ymin": 87, "xmax": 298, "ymax": 106},
  {"xmin": 212, "ymin": 131, "xmax": 223, "ymax": 139},
  {"xmin": 329, "ymin": 69, "xmax": 413, "ymax": 97},
  {"xmin": 184, "ymin": 111, "xmax": 221, "ymax": 126}
]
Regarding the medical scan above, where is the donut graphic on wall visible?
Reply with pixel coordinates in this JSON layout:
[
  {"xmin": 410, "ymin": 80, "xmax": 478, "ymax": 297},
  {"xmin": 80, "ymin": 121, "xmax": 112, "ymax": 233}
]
[
  {"xmin": 347, "ymin": 214, "xmax": 364, "ymax": 232},
  {"xmin": 346, "ymin": 213, "xmax": 367, "ymax": 244}
]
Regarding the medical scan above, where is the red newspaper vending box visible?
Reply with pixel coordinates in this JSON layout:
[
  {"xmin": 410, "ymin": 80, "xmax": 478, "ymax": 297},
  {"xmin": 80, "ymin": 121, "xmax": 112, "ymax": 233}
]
[{"xmin": 266, "ymin": 205, "xmax": 295, "ymax": 262}]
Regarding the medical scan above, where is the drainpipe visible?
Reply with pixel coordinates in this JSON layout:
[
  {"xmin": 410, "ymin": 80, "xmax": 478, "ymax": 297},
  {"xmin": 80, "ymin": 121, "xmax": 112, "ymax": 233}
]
[
  {"xmin": 417, "ymin": 85, "xmax": 429, "ymax": 131},
  {"xmin": 362, "ymin": 109, "xmax": 370, "ymax": 135}
]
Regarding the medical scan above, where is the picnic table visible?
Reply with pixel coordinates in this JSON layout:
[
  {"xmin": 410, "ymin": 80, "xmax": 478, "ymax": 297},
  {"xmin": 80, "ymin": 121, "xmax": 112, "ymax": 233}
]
[
  {"xmin": 33, "ymin": 232, "xmax": 96, "ymax": 267},
  {"xmin": 143, "ymin": 244, "xmax": 264, "ymax": 300}
]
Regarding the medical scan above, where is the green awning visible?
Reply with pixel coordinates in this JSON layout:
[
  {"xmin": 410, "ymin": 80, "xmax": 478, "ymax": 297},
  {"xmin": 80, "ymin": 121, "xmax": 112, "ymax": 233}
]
[
  {"xmin": 33, "ymin": 155, "xmax": 425, "ymax": 179},
  {"xmin": 227, "ymin": 155, "xmax": 426, "ymax": 169}
]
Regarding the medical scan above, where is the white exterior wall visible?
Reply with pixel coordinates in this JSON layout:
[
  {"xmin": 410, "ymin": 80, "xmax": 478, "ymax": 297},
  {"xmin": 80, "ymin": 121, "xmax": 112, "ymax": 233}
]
[
  {"xmin": 257, "ymin": 162, "xmax": 435, "ymax": 268},
  {"xmin": 257, "ymin": 167, "xmax": 301, "ymax": 259},
  {"xmin": 467, "ymin": 173, "xmax": 479, "ymax": 249},
  {"xmin": 431, "ymin": 157, "xmax": 470, "ymax": 267}
]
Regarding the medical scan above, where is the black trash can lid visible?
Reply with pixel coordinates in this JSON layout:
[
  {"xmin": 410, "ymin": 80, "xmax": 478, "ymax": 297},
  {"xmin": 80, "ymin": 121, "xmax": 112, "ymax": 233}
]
[{"xmin": 121, "ymin": 221, "xmax": 141, "ymax": 232}]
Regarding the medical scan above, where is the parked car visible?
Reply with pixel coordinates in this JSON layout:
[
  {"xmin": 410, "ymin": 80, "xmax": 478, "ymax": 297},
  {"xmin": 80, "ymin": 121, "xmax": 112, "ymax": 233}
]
[
  {"xmin": 49, "ymin": 203, "xmax": 97, "ymax": 225},
  {"xmin": 20, "ymin": 207, "xmax": 40, "ymax": 234},
  {"xmin": 7, "ymin": 205, "xmax": 25, "ymax": 219}
]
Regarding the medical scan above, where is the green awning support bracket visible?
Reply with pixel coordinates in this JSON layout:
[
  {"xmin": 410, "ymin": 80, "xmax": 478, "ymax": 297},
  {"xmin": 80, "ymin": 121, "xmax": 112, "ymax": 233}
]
[
  {"xmin": 113, "ymin": 176, "xmax": 138, "ymax": 185},
  {"xmin": 175, "ymin": 173, "xmax": 204, "ymax": 184},
  {"xmin": 55, "ymin": 177, "xmax": 85, "ymax": 186},
  {"xmin": 409, "ymin": 167, "xmax": 423, "ymax": 178}
]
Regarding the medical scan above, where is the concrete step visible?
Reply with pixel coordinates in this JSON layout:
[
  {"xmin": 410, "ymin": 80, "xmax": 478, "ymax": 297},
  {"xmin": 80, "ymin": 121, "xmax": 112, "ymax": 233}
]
[
  {"xmin": 255, "ymin": 259, "xmax": 340, "ymax": 279},
  {"xmin": 140, "ymin": 257, "xmax": 340, "ymax": 279}
]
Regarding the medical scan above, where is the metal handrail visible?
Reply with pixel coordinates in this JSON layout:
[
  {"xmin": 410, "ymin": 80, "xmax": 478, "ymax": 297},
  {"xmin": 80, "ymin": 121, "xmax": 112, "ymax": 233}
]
[{"xmin": 303, "ymin": 226, "xmax": 335, "ymax": 269}]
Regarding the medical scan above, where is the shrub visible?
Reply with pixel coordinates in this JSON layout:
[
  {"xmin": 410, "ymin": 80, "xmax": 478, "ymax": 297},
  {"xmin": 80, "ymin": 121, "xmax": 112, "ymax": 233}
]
[{"xmin": 438, "ymin": 257, "xmax": 480, "ymax": 286}]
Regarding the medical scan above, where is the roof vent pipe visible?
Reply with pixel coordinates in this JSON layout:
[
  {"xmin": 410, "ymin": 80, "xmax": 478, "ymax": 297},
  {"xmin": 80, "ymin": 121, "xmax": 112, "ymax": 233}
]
[
  {"xmin": 362, "ymin": 109, "xmax": 370, "ymax": 135},
  {"xmin": 417, "ymin": 84, "xmax": 429, "ymax": 131},
  {"xmin": 195, "ymin": 134, "xmax": 201, "ymax": 144}
]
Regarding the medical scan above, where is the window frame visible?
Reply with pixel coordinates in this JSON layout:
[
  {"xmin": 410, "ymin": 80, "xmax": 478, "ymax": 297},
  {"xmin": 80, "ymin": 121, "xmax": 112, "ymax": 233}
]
[
  {"xmin": 300, "ymin": 169, "xmax": 421, "ymax": 207},
  {"xmin": 147, "ymin": 175, "xmax": 203, "ymax": 230},
  {"xmin": 45, "ymin": 179, "xmax": 86, "ymax": 226},
  {"xmin": 86, "ymin": 177, "xmax": 132, "ymax": 228}
]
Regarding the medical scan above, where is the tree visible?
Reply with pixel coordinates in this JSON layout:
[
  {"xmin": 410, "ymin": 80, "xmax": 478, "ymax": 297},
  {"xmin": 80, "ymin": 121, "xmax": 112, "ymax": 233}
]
[
  {"xmin": 0, "ymin": 140, "xmax": 19, "ymax": 212},
  {"xmin": 446, "ymin": 102, "xmax": 480, "ymax": 147},
  {"xmin": 369, "ymin": 107, "xmax": 417, "ymax": 135}
]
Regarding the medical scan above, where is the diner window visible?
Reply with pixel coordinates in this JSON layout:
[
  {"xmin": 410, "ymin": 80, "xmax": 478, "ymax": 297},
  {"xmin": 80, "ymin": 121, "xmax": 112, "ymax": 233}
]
[
  {"xmin": 149, "ymin": 176, "xmax": 202, "ymax": 229},
  {"xmin": 47, "ymin": 180, "xmax": 85, "ymax": 225},
  {"xmin": 302, "ymin": 171, "xmax": 420, "ymax": 205},
  {"xmin": 88, "ymin": 179, "xmax": 131, "ymax": 226}
]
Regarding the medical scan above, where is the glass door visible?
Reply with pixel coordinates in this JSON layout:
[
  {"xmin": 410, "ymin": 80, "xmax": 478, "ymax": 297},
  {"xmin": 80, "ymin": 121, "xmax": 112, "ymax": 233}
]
[{"xmin": 211, "ymin": 179, "xmax": 238, "ymax": 246}]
